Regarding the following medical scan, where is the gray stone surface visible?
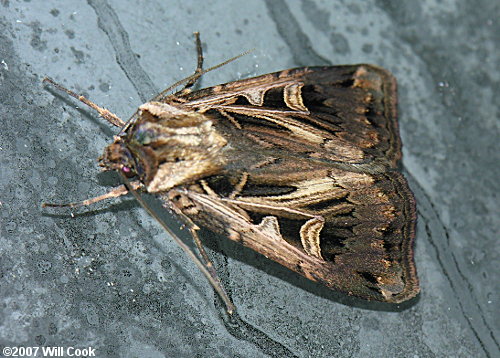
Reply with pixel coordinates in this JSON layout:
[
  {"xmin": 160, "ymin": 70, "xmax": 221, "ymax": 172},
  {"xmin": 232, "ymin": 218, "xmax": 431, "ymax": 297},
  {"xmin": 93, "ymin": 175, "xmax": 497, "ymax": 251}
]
[{"xmin": 1, "ymin": 0, "xmax": 498, "ymax": 357}]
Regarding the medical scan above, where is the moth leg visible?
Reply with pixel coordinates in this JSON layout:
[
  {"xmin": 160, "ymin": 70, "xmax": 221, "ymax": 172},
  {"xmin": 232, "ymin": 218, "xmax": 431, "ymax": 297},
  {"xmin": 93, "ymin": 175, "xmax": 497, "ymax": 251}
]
[
  {"xmin": 168, "ymin": 197, "xmax": 214, "ymax": 268},
  {"xmin": 155, "ymin": 37, "xmax": 251, "ymax": 101},
  {"xmin": 167, "ymin": 193, "xmax": 236, "ymax": 314},
  {"xmin": 42, "ymin": 181, "xmax": 142, "ymax": 208},
  {"xmin": 188, "ymin": 226, "xmax": 219, "ymax": 281},
  {"xmin": 179, "ymin": 32, "xmax": 204, "ymax": 93},
  {"xmin": 188, "ymin": 225, "xmax": 236, "ymax": 314},
  {"xmin": 43, "ymin": 77, "xmax": 125, "ymax": 128}
]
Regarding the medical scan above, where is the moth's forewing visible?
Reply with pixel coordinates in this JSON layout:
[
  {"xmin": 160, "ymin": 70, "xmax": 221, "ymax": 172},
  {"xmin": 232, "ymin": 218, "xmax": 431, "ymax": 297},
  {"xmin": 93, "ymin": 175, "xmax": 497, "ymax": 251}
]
[{"xmin": 112, "ymin": 65, "xmax": 418, "ymax": 303}]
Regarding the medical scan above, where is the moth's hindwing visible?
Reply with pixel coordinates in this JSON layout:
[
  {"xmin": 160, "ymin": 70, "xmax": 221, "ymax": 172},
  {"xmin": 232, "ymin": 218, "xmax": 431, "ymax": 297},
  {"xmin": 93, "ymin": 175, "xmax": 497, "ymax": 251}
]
[{"xmin": 117, "ymin": 65, "xmax": 418, "ymax": 303}]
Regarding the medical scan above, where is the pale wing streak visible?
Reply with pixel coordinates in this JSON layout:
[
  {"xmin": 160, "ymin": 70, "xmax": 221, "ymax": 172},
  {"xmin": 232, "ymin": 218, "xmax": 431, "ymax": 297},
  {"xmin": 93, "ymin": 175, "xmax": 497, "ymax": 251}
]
[
  {"xmin": 184, "ymin": 78, "xmax": 305, "ymax": 109},
  {"xmin": 219, "ymin": 106, "xmax": 326, "ymax": 144},
  {"xmin": 235, "ymin": 177, "xmax": 352, "ymax": 216},
  {"xmin": 219, "ymin": 196, "xmax": 326, "ymax": 260},
  {"xmin": 215, "ymin": 106, "xmax": 365, "ymax": 163}
]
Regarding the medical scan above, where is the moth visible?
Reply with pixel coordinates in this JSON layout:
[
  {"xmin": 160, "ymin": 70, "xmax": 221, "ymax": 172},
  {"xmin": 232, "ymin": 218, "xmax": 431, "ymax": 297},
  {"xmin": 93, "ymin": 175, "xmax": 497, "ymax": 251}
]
[{"xmin": 44, "ymin": 33, "xmax": 419, "ymax": 314}]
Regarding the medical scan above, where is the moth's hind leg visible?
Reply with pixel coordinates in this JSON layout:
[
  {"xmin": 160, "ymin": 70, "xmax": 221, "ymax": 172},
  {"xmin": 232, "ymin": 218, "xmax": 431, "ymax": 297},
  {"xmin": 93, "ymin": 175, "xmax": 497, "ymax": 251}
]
[
  {"xmin": 180, "ymin": 32, "xmax": 204, "ymax": 93},
  {"xmin": 157, "ymin": 33, "xmax": 250, "ymax": 102},
  {"xmin": 186, "ymin": 223, "xmax": 236, "ymax": 315},
  {"xmin": 188, "ymin": 227, "xmax": 225, "ymax": 290},
  {"xmin": 167, "ymin": 192, "xmax": 236, "ymax": 314}
]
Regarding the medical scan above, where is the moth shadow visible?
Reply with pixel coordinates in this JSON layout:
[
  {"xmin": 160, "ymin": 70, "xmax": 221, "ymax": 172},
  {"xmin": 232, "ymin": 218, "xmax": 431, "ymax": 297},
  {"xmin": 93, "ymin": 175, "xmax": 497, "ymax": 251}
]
[
  {"xmin": 41, "ymin": 199, "xmax": 139, "ymax": 220},
  {"xmin": 201, "ymin": 228, "xmax": 420, "ymax": 312},
  {"xmin": 40, "ymin": 179, "xmax": 217, "ymax": 311}
]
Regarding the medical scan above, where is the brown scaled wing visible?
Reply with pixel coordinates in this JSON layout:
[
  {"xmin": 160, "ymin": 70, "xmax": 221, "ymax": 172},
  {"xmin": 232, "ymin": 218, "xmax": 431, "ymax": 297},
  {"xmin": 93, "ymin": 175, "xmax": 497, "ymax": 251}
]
[{"xmin": 166, "ymin": 65, "xmax": 419, "ymax": 303}]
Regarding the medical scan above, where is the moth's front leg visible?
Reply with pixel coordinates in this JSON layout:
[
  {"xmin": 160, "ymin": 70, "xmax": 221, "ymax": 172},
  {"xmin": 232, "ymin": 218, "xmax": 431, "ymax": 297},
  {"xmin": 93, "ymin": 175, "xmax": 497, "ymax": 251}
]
[{"xmin": 42, "ymin": 182, "xmax": 142, "ymax": 209}]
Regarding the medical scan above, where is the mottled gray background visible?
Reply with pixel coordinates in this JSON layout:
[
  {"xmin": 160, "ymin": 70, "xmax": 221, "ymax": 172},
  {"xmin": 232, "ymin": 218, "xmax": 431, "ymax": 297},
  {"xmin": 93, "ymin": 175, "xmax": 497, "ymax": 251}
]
[{"xmin": 1, "ymin": 0, "xmax": 498, "ymax": 357}]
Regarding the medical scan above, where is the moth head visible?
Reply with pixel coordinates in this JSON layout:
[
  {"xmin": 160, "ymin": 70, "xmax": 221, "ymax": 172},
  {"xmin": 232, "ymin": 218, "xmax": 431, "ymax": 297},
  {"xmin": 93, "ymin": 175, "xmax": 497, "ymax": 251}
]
[{"xmin": 99, "ymin": 137, "xmax": 138, "ymax": 179}]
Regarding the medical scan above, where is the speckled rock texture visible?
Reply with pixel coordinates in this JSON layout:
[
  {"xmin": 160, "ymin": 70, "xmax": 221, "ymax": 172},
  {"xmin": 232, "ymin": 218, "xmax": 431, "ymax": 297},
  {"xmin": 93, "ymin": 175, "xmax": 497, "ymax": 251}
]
[{"xmin": 1, "ymin": 1, "xmax": 498, "ymax": 357}]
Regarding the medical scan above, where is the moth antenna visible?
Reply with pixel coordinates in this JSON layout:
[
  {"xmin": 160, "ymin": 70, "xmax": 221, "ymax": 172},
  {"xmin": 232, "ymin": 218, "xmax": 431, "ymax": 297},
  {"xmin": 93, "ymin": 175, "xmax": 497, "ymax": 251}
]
[
  {"xmin": 43, "ymin": 77, "xmax": 125, "ymax": 128},
  {"xmin": 118, "ymin": 172, "xmax": 236, "ymax": 315},
  {"xmin": 41, "ymin": 183, "xmax": 137, "ymax": 208}
]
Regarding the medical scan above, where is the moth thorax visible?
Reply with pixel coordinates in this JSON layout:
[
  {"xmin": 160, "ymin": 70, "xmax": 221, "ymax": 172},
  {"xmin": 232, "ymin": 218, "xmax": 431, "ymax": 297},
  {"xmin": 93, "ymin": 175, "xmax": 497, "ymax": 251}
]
[{"xmin": 134, "ymin": 102, "xmax": 229, "ymax": 192}]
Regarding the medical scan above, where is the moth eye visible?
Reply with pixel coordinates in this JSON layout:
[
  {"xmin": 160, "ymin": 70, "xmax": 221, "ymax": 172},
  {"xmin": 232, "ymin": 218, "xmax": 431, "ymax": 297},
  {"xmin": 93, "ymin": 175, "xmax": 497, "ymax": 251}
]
[
  {"xmin": 121, "ymin": 165, "xmax": 136, "ymax": 178},
  {"xmin": 122, "ymin": 166, "xmax": 134, "ymax": 176}
]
